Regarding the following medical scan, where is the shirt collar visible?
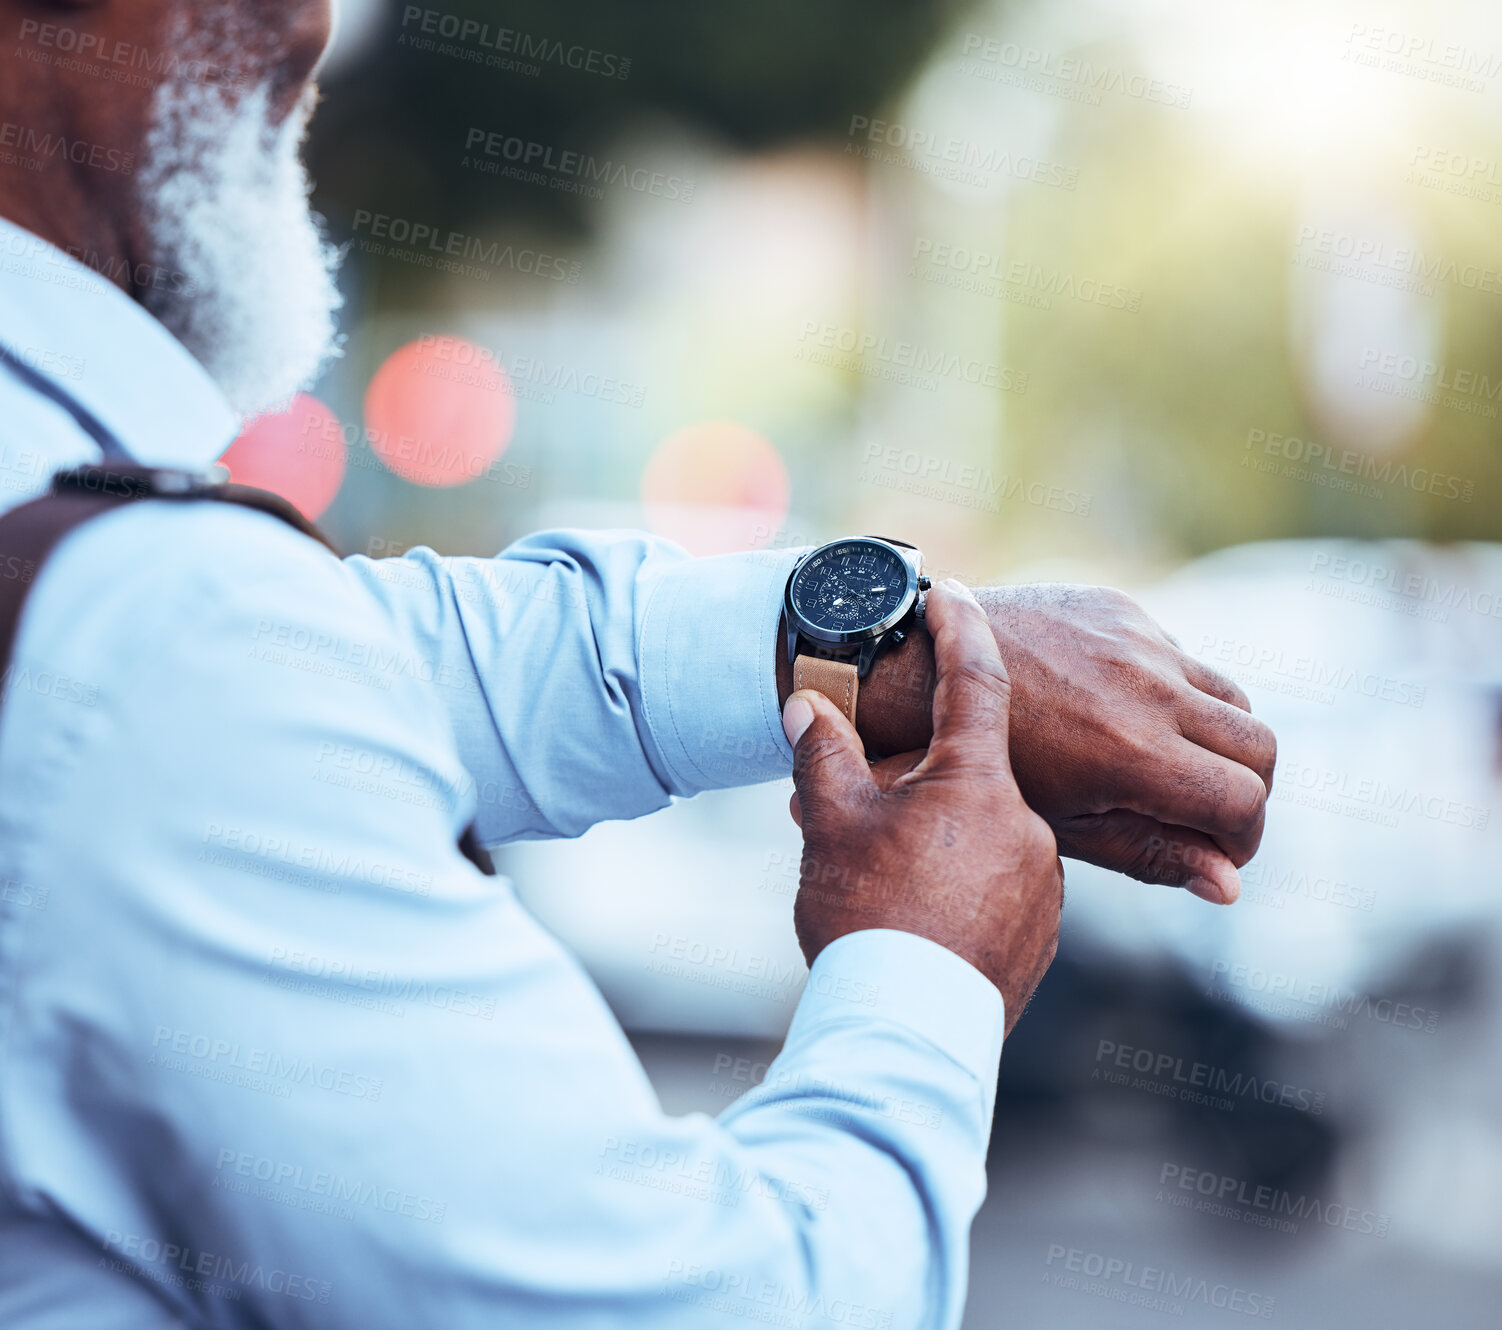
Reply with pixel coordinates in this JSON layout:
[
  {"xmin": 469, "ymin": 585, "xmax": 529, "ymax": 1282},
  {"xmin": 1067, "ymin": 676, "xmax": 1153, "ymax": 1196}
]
[{"xmin": 0, "ymin": 215, "xmax": 239, "ymax": 470}]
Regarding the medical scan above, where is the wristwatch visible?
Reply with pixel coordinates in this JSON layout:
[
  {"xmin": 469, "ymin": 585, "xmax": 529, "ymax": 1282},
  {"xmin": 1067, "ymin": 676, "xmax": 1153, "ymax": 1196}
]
[{"xmin": 784, "ymin": 536, "xmax": 930, "ymax": 726}]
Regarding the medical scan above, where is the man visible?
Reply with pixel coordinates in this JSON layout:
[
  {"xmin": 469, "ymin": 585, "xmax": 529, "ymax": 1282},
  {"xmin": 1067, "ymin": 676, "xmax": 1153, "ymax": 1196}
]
[{"xmin": 0, "ymin": 2, "xmax": 1274, "ymax": 1326}]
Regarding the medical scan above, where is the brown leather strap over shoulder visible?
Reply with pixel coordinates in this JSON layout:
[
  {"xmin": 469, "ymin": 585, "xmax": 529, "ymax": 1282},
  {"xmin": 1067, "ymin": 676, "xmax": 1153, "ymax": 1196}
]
[
  {"xmin": 0, "ymin": 465, "xmax": 338, "ymax": 670},
  {"xmin": 0, "ymin": 463, "xmax": 496, "ymax": 877}
]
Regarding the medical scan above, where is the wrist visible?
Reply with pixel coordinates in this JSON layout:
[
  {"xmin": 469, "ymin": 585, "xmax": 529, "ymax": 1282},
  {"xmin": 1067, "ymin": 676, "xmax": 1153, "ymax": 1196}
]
[{"xmin": 776, "ymin": 611, "xmax": 936, "ymax": 757}]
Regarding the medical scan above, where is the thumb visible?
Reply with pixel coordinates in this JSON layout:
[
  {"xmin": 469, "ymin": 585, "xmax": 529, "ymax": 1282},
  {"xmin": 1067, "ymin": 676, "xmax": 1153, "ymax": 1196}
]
[
  {"xmin": 920, "ymin": 580, "xmax": 1016, "ymax": 782},
  {"xmin": 784, "ymin": 689, "xmax": 876, "ymax": 826}
]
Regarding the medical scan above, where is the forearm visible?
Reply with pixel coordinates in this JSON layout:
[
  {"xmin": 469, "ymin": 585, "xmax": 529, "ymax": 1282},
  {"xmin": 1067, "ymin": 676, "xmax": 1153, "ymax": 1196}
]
[{"xmin": 348, "ymin": 535, "xmax": 804, "ymax": 843}]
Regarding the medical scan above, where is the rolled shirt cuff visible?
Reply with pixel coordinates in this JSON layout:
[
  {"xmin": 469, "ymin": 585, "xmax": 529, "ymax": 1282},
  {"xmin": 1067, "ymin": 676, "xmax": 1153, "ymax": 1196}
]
[
  {"xmin": 787, "ymin": 928, "xmax": 1007, "ymax": 1121},
  {"xmin": 638, "ymin": 545, "xmax": 806, "ymax": 795}
]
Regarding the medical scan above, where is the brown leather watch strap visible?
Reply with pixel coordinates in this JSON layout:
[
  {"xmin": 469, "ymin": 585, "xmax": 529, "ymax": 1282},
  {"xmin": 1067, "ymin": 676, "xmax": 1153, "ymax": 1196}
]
[{"xmin": 792, "ymin": 654, "xmax": 859, "ymax": 726}]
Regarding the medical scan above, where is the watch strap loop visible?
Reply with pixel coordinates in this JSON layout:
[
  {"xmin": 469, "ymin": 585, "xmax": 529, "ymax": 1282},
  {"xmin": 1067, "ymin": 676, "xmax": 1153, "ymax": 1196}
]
[{"xmin": 792, "ymin": 654, "xmax": 859, "ymax": 727}]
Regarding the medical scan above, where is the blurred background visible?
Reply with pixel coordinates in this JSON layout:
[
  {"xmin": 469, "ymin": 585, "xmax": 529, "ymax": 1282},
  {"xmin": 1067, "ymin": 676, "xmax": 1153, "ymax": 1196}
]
[{"xmin": 234, "ymin": 0, "xmax": 1502, "ymax": 1324}]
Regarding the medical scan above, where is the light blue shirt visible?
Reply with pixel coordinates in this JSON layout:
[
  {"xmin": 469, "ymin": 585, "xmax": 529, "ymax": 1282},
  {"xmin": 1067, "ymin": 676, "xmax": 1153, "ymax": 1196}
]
[{"xmin": 0, "ymin": 218, "xmax": 1005, "ymax": 1329}]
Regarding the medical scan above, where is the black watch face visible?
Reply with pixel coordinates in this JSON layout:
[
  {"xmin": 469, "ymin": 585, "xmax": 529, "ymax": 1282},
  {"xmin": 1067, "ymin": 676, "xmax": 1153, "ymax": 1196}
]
[{"xmin": 790, "ymin": 540, "xmax": 912, "ymax": 635}]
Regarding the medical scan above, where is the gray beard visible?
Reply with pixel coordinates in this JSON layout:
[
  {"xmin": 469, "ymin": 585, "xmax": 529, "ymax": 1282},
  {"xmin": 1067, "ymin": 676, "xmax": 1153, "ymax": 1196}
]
[{"xmin": 136, "ymin": 68, "xmax": 344, "ymax": 419}]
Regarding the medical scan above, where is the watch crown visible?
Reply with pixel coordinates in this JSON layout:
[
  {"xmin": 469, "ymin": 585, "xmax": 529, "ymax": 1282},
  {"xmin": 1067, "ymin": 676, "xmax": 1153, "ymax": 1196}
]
[{"xmin": 917, "ymin": 576, "xmax": 932, "ymax": 591}]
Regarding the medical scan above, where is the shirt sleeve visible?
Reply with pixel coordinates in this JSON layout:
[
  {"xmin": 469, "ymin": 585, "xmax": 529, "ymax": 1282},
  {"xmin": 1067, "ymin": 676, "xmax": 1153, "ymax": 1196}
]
[
  {"xmin": 0, "ymin": 505, "xmax": 1005, "ymax": 1330},
  {"xmin": 342, "ymin": 533, "xmax": 804, "ymax": 845}
]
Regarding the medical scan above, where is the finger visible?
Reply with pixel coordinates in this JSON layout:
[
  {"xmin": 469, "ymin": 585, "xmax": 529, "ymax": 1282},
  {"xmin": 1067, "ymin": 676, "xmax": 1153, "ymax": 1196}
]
[
  {"xmin": 1175, "ymin": 690, "xmax": 1278, "ymax": 793},
  {"xmin": 922, "ymin": 580, "xmax": 1014, "ymax": 779},
  {"xmin": 790, "ymin": 749, "xmax": 924, "ymax": 825},
  {"xmin": 870, "ymin": 750, "xmax": 925, "ymax": 792},
  {"xmin": 785, "ymin": 689, "xmax": 877, "ymax": 826},
  {"xmin": 1177, "ymin": 652, "xmax": 1251, "ymax": 712},
  {"xmin": 1055, "ymin": 809, "xmax": 1242, "ymax": 904},
  {"xmin": 1117, "ymin": 735, "xmax": 1268, "ymax": 866}
]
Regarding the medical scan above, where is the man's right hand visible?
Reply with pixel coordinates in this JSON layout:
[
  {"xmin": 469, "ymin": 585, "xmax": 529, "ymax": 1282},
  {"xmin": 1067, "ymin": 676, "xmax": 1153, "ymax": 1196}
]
[{"xmin": 783, "ymin": 580, "xmax": 1064, "ymax": 1033}]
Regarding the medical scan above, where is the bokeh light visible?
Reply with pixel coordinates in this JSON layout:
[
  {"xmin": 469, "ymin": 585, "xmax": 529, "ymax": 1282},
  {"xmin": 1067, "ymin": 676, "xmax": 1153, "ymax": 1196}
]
[
  {"xmin": 219, "ymin": 393, "xmax": 346, "ymax": 521},
  {"xmin": 363, "ymin": 335, "xmax": 516, "ymax": 487},
  {"xmin": 641, "ymin": 420, "xmax": 792, "ymax": 556}
]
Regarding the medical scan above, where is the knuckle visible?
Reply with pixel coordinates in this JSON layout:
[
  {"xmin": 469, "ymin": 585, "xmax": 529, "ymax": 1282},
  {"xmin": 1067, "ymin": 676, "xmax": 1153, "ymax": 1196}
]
[
  {"xmin": 1090, "ymin": 584, "xmax": 1139, "ymax": 615},
  {"xmin": 1254, "ymin": 723, "xmax": 1278, "ymax": 783},
  {"xmin": 1197, "ymin": 661, "xmax": 1250, "ymax": 710},
  {"xmin": 1122, "ymin": 722, "xmax": 1162, "ymax": 769},
  {"xmin": 1224, "ymin": 769, "xmax": 1268, "ymax": 827},
  {"xmin": 1021, "ymin": 815, "xmax": 1057, "ymax": 862},
  {"xmin": 1221, "ymin": 676, "xmax": 1253, "ymax": 712}
]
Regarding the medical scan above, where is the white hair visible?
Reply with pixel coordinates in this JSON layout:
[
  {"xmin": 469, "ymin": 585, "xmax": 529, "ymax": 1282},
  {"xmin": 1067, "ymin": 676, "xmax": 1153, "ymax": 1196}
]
[{"xmin": 136, "ymin": 30, "xmax": 343, "ymax": 418}]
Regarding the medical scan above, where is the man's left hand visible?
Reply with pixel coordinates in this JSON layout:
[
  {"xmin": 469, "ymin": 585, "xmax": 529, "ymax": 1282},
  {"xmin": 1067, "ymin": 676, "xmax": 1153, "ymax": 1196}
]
[{"xmin": 786, "ymin": 583, "xmax": 1276, "ymax": 905}]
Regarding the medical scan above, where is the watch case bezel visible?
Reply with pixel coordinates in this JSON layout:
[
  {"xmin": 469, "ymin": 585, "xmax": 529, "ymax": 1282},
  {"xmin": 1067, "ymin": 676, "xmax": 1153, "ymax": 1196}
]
[{"xmin": 784, "ymin": 537, "xmax": 924, "ymax": 673}]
